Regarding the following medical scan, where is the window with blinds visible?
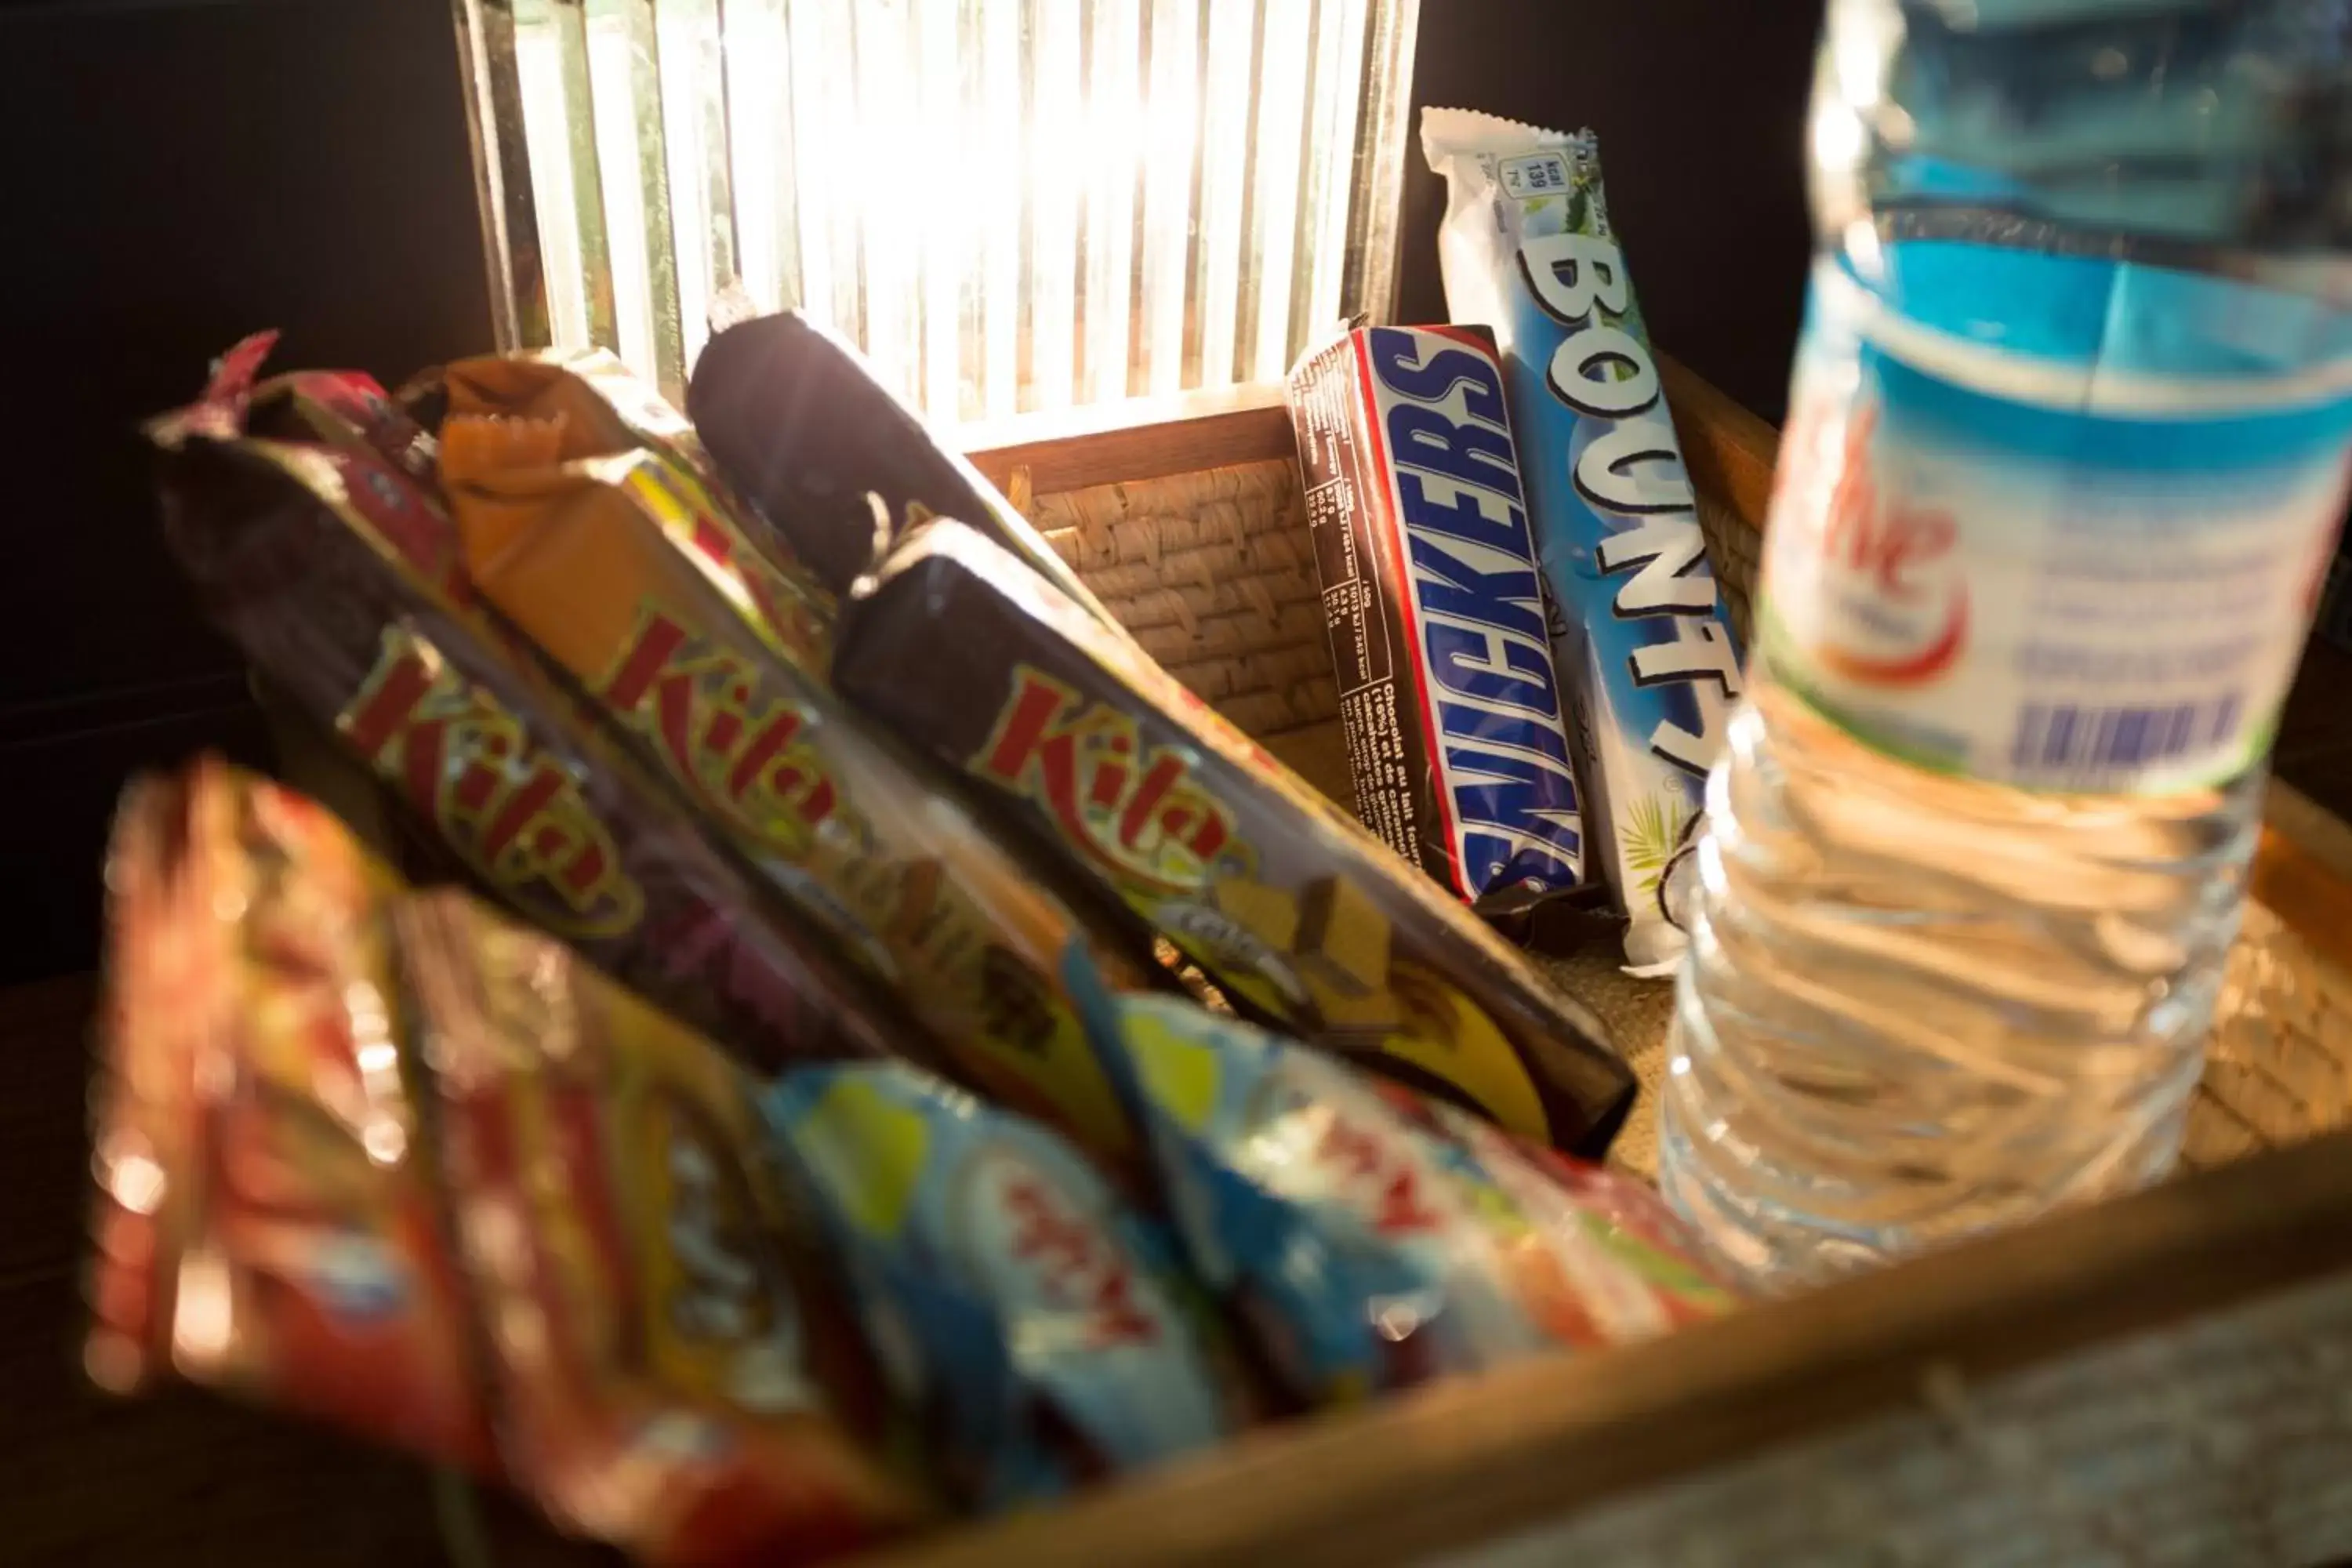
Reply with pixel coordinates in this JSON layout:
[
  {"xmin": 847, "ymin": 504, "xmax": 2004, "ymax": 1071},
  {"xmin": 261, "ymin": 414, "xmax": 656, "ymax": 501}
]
[{"xmin": 453, "ymin": 0, "xmax": 1420, "ymax": 427}]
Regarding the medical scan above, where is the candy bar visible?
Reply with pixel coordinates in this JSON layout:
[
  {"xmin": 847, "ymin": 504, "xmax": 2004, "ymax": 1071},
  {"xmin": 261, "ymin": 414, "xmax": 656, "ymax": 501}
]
[
  {"xmin": 763, "ymin": 1062, "xmax": 1240, "ymax": 1508},
  {"xmin": 398, "ymin": 891, "xmax": 930, "ymax": 1565},
  {"xmin": 428, "ymin": 347, "xmax": 839, "ymax": 604},
  {"xmin": 687, "ymin": 311, "xmax": 1118, "ymax": 626},
  {"xmin": 1425, "ymin": 113, "xmax": 1746, "ymax": 971},
  {"xmin": 149, "ymin": 346, "xmax": 909, "ymax": 1074},
  {"xmin": 1287, "ymin": 325, "xmax": 1588, "ymax": 913},
  {"xmin": 438, "ymin": 426, "xmax": 1158, "ymax": 1164},
  {"xmin": 85, "ymin": 761, "xmax": 496, "ymax": 1470},
  {"xmin": 836, "ymin": 520, "xmax": 1637, "ymax": 1158},
  {"xmin": 1064, "ymin": 986, "xmax": 1741, "ymax": 1405}
]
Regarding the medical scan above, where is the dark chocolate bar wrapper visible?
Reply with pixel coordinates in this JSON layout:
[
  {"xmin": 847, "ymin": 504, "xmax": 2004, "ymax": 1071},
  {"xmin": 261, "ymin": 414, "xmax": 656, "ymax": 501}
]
[
  {"xmin": 1286, "ymin": 325, "xmax": 1591, "ymax": 916},
  {"xmin": 148, "ymin": 372, "xmax": 913, "ymax": 1076},
  {"xmin": 837, "ymin": 521, "xmax": 1638, "ymax": 1159},
  {"xmin": 440, "ymin": 434, "xmax": 1161, "ymax": 1167},
  {"xmin": 686, "ymin": 311, "xmax": 1117, "ymax": 626}
]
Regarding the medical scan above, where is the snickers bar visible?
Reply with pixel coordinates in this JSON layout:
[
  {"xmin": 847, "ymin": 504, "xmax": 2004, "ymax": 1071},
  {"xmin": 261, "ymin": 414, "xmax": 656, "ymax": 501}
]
[
  {"xmin": 835, "ymin": 521, "xmax": 1637, "ymax": 1159},
  {"xmin": 1287, "ymin": 325, "xmax": 1588, "ymax": 915}
]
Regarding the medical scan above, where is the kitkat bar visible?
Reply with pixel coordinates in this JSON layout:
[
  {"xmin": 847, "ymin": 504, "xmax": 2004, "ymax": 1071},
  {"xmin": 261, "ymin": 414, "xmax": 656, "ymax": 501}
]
[
  {"xmin": 836, "ymin": 521, "xmax": 1638, "ymax": 1159},
  {"xmin": 686, "ymin": 311, "xmax": 1119, "ymax": 626},
  {"xmin": 440, "ymin": 434, "xmax": 1159, "ymax": 1166},
  {"xmin": 1286, "ymin": 326, "xmax": 1589, "ymax": 914},
  {"xmin": 149, "ymin": 371, "xmax": 911, "ymax": 1076}
]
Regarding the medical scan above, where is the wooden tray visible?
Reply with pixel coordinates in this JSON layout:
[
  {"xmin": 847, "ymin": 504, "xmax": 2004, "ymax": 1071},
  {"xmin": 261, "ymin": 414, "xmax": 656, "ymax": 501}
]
[
  {"xmin": 814, "ymin": 364, "xmax": 2352, "ymax": 1566},
  {"xmin": 256, "ymin": 361, "xmax": 2352, "ymax": 1565}
]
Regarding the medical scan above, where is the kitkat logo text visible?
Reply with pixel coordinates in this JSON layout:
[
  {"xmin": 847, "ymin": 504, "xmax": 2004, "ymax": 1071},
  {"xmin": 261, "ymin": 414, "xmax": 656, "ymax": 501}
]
[{"xmin": 975, "ymin": 668, "xmax": 1236, "ymax": 898}]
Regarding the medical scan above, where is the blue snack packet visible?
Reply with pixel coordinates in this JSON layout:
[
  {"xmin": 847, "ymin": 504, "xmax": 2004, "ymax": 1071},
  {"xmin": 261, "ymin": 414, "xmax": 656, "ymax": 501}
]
[
  {"xmin": 1424, "ymin": 111, "xmax": 1747, "ymax": 973},
  {"xmin": 1064, "ymin": 953, "xmax": 1740, "ymax": 1405},
  {"xmin": 760, "ymin": 1062, "xmax": 1235, "ymax": 1510},
  {"xmin": 1078, "ymin": 992, "xmax": 1546, "ymax": 1403}
]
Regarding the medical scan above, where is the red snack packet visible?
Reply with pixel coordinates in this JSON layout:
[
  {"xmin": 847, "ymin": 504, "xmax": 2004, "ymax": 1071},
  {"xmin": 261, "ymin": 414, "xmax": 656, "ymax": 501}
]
[
  {"xmin": 85, "ymin": 758, "xmax": 496, "ymax": 1471},
  {"xmin": 396, "ymin": 889, "xmax": 933, "ymax": 1566}
]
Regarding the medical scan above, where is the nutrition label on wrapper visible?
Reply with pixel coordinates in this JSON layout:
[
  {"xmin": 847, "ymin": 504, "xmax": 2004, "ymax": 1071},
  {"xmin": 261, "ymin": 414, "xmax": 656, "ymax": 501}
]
[
  {"xmin": 1763, "ymin": 256, "xmax": 2352, "ymax": 797},
  {"xmin": 1303, "ymin": 474, "xmax": 1418, "ymax": 858}
]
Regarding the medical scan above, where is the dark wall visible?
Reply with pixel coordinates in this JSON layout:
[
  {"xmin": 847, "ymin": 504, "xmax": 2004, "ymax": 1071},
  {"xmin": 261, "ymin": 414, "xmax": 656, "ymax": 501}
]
[
  {"xmin": 4, "ymin": 0, "xmax": 496, "ymax": 982},
  {"xmin": 2, "ymin": 0, "xmax": 1821, "ymax": 984},
  {"xmin": 1399, "ymin": 0, "xmax": 1823, "ymax": 426}
]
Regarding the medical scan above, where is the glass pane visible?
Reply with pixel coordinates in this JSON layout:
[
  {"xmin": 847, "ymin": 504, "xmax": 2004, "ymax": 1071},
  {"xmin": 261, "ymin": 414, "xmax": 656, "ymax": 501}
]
[{"xmin": 456, "ymin": 0, "xmax": 1419, "ymax": 431}]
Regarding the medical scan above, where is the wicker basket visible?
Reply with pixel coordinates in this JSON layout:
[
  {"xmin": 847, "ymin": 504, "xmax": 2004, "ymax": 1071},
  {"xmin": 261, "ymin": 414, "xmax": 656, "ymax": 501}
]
[
  {"xmin": 851, "ymin": 359, "xmax": 2352, "ymax": 1567},
  {"xmin": 262, "ymin": 361, "xmax": 2352, "ymax": 1566}
]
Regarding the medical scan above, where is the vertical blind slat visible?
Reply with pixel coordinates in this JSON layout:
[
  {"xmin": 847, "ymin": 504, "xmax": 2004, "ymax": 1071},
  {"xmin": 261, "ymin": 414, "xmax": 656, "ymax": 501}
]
[
  {"xmin": 586, "ymin": 0, "xmax": 685, "ymax": 399},
  {"xmin": 917, "ymin": 0, "xmax": 964, "ymax": 420},
  {"xmin": 1139, "ymin": 0, "xmax": 1196, "ymax": 399},
  {"xmin": 1193, "ymin": 0, "xmax": 1253, "ymax": 394},
  {"xmin": 1248, "ymin": 0, "xmax": 1313, "ymax": 383},
  {"xmin": 556, "ymin": 0, "xmax": 621, "ymax": 353},
  {"xmin": 1029, "ymin": 0, "xmax": 1083, "ymax": 412},
  {"xmin": 1082, "ymin": 0, "xmax": 1141, "ymax": 405},
  {"xmin": 486, "ymin": 0, "xmax": 1402, "ymax": 428},
  {"xmin": 657, "ymin": 0, "xmax": 739, "ymax": 373},
  {"xmin": 455, "ymin": 0, "xmax": 550, "ymax": 350},
  {"xmin": 979, "ymin": 0, "xmax": 1024, "ymax": 419}
]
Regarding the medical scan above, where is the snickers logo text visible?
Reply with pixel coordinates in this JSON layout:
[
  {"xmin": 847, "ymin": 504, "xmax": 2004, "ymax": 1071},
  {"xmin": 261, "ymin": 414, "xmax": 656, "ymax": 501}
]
[{"xmin": 1367, "ymin": 326, "xmax": 1583, "ymax": 892}]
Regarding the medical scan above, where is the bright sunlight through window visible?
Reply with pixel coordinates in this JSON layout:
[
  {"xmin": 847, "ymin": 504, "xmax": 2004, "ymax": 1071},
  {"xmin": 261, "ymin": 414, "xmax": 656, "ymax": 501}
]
[{"xmin": 453, "ymin": 0, "xmax": 1420, "ymax": 431}]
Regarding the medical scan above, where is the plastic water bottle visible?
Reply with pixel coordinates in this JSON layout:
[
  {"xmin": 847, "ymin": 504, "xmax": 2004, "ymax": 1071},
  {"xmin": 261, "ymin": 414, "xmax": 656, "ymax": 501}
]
[{"xmin": 1658, "ymin": 0, "xmax": 2352, "ymax": 1285}]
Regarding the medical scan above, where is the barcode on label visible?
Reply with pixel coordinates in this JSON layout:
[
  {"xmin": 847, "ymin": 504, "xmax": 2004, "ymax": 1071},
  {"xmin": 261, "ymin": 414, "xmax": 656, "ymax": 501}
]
[{"xmin": 2010, "ymin": 695, "xmax": 2243, "ymax": 779}]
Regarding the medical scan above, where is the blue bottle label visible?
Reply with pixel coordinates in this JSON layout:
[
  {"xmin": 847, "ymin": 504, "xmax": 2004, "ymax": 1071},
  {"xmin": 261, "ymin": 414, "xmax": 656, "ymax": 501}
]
[{"xmin": 1764, "ymin": 249, "xmax": 2352, "ymax": 793}]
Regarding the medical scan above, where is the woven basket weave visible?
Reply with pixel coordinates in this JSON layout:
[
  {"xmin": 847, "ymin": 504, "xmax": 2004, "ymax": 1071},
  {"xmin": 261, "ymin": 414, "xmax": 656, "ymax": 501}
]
[{"xmin": 1011, "ymin": 445, "xmax": 2352, "ymax": 1185}]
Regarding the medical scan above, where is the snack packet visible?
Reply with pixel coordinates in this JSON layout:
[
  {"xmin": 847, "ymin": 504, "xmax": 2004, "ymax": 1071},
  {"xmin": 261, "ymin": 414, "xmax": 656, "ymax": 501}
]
[
  {"xmin": 1066, "ymin": 977, "xmax": 1742, "ymax": 1405},
  {"xmin": 85, "ymin": 760, "xmax": 495, "ymax": 1470},
  {"xmin": 1423, "ymin": 111, "xmax": 1745, "ymax": 973},
  {"xmin": 1286, "ymin": 324, "xmax": 1590, "ymax": 913},
  {"xmin": 686, "ymin": 311, "xmax": 1119, "ymax": 628},
  {"xmin": 437, "ymin": 422, "xmax": 1157, "ymax": 1165},
  {"xmin": 425, "ymin": 347, "xmax": 835, "ymax": 598},
  {"xmin": 762, "ymin": 1062, "xmax": 1239, "ymax": 1510},
  {"xmin": 148, "ymin": 339, "xmax": 909, "ymax": 1073},
  {"xmin": 836, "ymin": 519, "xmax": 1637, "ymax": 1159},
  {"xmin": 399, "ymin": 891, "xmax": 931, "ymax": 1566}
]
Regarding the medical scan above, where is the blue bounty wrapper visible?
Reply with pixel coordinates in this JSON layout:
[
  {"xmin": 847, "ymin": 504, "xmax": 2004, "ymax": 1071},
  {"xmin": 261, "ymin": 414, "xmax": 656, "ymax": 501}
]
[
  {"xmin": 1424, "ymin": 110, "xmax": 1747, "ymax": 973},
  {"xmin": 760, "ymin": 1062, "xmax": 1235, "ymax": 1509}
]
